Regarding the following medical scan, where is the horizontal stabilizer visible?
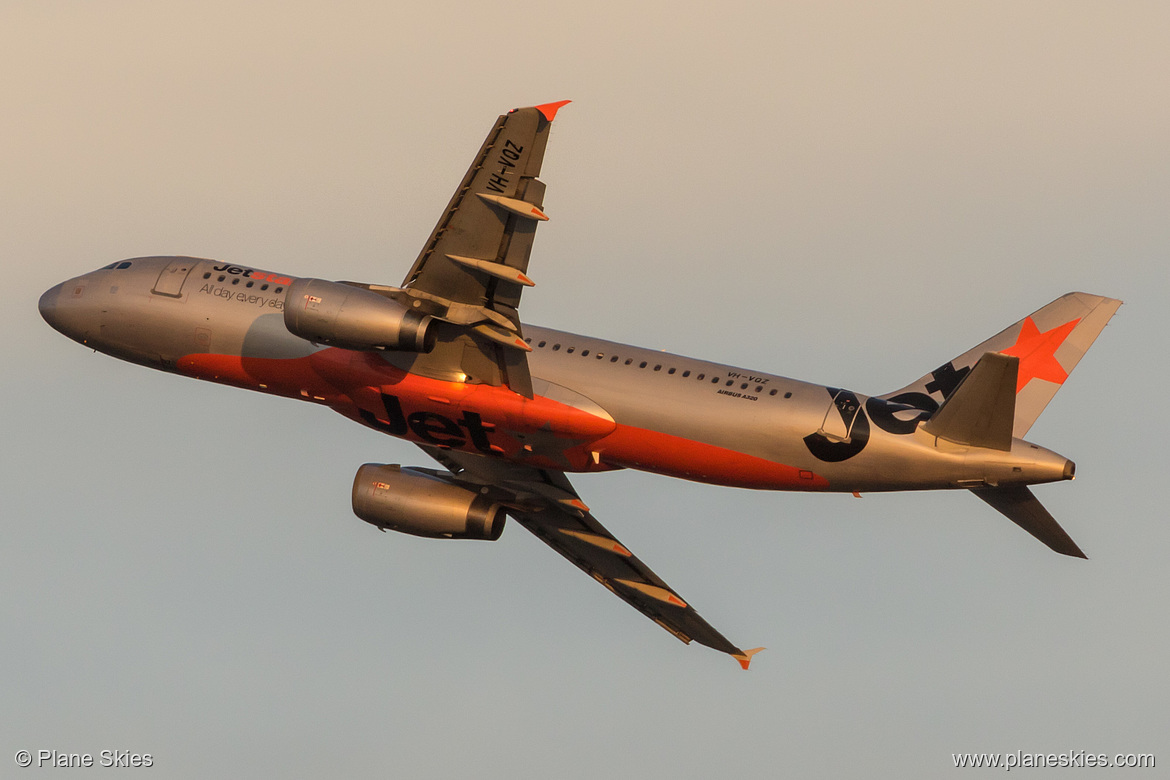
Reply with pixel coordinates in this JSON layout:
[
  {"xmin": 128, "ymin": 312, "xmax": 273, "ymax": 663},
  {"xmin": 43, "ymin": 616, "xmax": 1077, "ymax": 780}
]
[
  {"xmin": 971, "ymin": 485, "xmax": 1087, "ymax": 558},
  {"xmin": 922, "ymin": 352, "xmax": 1018, "ymax": 451}
]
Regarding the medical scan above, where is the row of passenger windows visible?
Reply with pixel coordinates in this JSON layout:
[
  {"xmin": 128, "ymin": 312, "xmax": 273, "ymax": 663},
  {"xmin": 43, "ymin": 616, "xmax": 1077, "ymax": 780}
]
[
  {"xmin": 201, "ymin": 271, "xmax": 283, "ymax": 293},
  {"xmin": 523, "ymin": 337, "xmax": 793, "ymax": 398}
]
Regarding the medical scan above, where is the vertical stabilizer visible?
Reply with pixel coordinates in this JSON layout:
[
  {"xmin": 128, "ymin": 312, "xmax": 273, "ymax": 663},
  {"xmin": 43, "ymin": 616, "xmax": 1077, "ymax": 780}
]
[{"xmin": 882, "ymin": 292, "xmax": 1121, "ymax": 437}]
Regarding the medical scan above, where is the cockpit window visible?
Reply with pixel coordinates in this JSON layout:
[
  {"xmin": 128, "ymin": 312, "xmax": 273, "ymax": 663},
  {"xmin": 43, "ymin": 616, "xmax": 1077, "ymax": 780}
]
[{"xmin": 107, "ymin": 261, "xmax": 133, "ymax": 270}]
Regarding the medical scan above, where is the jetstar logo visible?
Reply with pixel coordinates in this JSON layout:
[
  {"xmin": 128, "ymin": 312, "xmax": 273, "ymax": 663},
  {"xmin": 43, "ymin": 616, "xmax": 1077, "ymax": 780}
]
[
  {"xmin": 1001, "ymin": 316, "xmax": 1080, "ymax": 392},
  {"xmin": 805, "ymin": 315, "xmax": 1086, "ymax": 462},
  {"xmin": 804, "ymin": 388, "xmax": 937, "ymax": 463},
  {"xmin": 212, "ymin": 263, "xmax": 293, "ymax": 286},
  {"xmin": 359, "ymin": 392, "xmax": 494, "ymax": 453}
]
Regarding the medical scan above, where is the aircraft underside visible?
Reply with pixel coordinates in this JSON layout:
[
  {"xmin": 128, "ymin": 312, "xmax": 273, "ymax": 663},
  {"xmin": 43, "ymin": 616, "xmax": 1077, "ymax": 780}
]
[{"xmin": 39, "ymin": 102, "xmax": 1120, "ymax": 667}]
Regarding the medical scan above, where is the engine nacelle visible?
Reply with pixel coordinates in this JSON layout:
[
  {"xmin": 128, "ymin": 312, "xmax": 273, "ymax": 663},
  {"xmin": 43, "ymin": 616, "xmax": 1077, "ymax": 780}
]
[
  {"xmin": 352, "ymin": 464, "xmax": 506, "ymax": 541},
  {"xmin": 284, "ymin": 278, "xmax": 435, "ymax": 352}
]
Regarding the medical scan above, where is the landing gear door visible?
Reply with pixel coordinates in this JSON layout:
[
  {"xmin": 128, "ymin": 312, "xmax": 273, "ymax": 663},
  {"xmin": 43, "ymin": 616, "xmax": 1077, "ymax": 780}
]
[
  {"xmin": 152, "ymin": 258, "xmax": 195, "ymax": 298},
  {"xmin": 818, "ymin": 389, "xmax": 862, "ymax": 442}
]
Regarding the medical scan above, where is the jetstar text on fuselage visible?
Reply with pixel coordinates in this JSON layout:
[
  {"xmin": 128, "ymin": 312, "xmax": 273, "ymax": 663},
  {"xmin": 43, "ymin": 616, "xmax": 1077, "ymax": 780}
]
[
  {"xmin": 211, "ymin": 263, "xmax": 294, "ymax": 286},
  {"xmin": 360, "ymin": 393, "xmax": 496, "ymax": 453}
]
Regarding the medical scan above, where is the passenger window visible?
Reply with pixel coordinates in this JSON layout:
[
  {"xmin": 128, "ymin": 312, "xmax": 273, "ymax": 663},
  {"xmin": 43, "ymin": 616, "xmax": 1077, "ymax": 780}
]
[
  {"xmin": 667, "ymin": 368, "xmax": 676, "ymax": 375},
  {"xmin": 697, "ymin": 373, "xmax": 704, "ymax": 380},
  {"xmin": 784, "ymin": 392, "xmax": 792, "ymax": 398},
  {"xmin": 261, "ymin": 284, "xmax": 269, "ymax": 291},
  {"xmin": 274, "ymin": 287, "xmax": 283, "ymax": 293},
  {"xmin": 553, "ymin": 344, "xmax": 561, "ymax": 351},
  {"xmin": 610, "ymin": 356, "xmax": 618, "ymax": 363},
  {"xmin": 567, "ymin": 347, "xmax": 575, "ymax": 354},
  {"xmin": 625, "ymin": 359, "xmax": 633, "ymax": 365},
  {"xmin": 654, "ymin": 365, "xmax": 662, "ymax": 371},
  {"xmin": 231, "ymin": 278, "xmax": 240, "ymax": 285},
  {"xmin": 203, "ymin": 272, "xmax": 211, "ymax": 279},
  {"xmin": 538, "ymin": 341, "xmax": 546, "ymax": 348},
  {"xmin": 639, "ymin": 361, "xmax": 647, "ymax": 369},
  {"xmin": 217, "ymin": 275, "xmax": 226, "ymax": 282},
  {"xmin": 581, "ymin": 349, "xmax": 589, "ymax": 356}
]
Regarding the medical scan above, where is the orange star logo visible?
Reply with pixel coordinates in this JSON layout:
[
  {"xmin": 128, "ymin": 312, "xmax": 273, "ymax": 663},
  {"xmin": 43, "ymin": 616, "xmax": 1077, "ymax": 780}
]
[{"xmin": 1000, "ymin": 316, "xmax": 1080, "ymax": 392}]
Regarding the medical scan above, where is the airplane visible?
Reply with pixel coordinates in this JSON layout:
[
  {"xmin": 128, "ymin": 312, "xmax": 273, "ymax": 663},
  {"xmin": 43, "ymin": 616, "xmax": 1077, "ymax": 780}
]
[{"xmin": 38, "ymin": 101, "xmax": 1121, "ymax": 668}]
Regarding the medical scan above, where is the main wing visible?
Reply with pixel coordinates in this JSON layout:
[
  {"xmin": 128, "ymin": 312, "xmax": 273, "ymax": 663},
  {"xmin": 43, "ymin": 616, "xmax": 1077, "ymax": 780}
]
[
  {"xmin": 388, "ymin": 101, "xmax": 569, "ymax": 398},
  {"xmin": 402, "ymin": 101, "xmax": 568, "ymax": 303},
  {"xmin": 420, "ymin": 446, "xmax": 764, "ymax": 669}
]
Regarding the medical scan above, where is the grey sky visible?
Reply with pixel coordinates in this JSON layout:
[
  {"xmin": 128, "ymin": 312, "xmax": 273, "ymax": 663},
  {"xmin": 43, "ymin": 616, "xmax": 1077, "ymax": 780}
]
[{"xmin": 3, "ymin": 2, "xmax": 1168, "ymax": 777}]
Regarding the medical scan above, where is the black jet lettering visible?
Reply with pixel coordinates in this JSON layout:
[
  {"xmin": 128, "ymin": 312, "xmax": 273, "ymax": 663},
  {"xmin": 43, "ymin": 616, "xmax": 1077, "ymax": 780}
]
[
  {"xmin": 212, "ymin": 263, "xmax": 253, "ymax": 278},
  {"xmin": 865, "ymin": 393, "xmax": 936, "ymax": 436},
  {"xmin": 803, "ymin": 388, "xmax": 870, "ymax": 462},
  {"xmin": 408, "ymin": 412, "xmax": 464, "ymax": 446},
  {"xmin": 359, "ymin": 393, "xmax": 408, "ymax": 436},
  {"xmin": 359, "ymin": 393, "xmax": 494, "ymax": 453},
  {"xmin": 924, "ymin": 362, "xmax": 970, "ymax": 399},
  {"xmin": 458, "ymin": 411, "xmax": 493, "ymax": 451},
  {"xmin": 806, "ymin": 388, "xmax": 943, "ymax": 462}
]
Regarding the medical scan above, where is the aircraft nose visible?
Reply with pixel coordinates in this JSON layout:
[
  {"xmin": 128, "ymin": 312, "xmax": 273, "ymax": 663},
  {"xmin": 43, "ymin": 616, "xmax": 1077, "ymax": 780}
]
[{"xmin": 38, "ymin": 282, "xmax": 65, "ymax": 331}]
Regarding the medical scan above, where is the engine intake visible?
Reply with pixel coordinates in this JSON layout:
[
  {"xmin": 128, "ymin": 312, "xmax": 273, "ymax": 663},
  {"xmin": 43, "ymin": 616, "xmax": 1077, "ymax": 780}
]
[
  {"xmin": 284, "ymin": 278, "xmax": 435, "ymax": 352},
  {"xmin": 352, "ymin": 464, "xmax": 505, "ymax": 541}
]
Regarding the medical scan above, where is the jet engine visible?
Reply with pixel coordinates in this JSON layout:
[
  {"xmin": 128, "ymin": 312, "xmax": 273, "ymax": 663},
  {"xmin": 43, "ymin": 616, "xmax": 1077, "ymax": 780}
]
[
  {"xmin": 352, "ymin": 464, "xmax": 506, "ymax": 540},
  {"xmin": 284, "ymin": 278, "xmax": 435, "ymax": 352}
]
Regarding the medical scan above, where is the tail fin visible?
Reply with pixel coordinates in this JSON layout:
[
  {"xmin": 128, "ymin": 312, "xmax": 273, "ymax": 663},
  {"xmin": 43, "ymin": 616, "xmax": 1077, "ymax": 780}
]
[{"xmin": 882, "ymin": 292, "xmax": 1121, "ymax": 437}]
